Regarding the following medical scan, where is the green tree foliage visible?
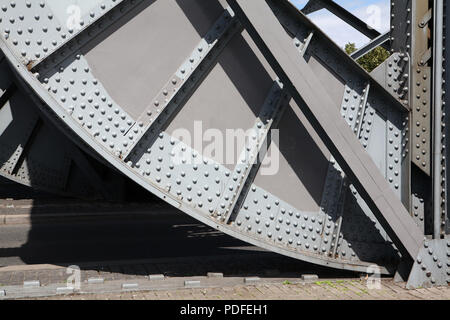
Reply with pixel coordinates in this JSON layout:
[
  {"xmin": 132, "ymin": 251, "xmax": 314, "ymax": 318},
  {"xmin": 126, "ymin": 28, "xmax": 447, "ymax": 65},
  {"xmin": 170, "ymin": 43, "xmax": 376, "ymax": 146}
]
[{"xmin": 345, "ymin": 42, "xmax": 390, "ymax": 73}]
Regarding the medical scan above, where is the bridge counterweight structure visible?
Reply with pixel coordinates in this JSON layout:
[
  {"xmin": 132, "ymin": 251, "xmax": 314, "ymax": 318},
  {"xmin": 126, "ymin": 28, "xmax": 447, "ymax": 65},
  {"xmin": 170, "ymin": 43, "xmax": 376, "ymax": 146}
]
[{"xmin": 0, "ymin": 0, "xmax": 447, "ymax": 288}]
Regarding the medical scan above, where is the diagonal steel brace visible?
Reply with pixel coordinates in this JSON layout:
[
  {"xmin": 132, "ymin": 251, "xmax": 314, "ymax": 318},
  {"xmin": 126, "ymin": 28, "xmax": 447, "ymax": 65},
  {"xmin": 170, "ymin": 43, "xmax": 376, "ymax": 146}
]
[
  {"xmin": 302, "ymin": 0, "xmax": 382, "ymax": 41},
  {"xmin": 226, "ymin": 0, "xmax": 424, "ymax": 261}
]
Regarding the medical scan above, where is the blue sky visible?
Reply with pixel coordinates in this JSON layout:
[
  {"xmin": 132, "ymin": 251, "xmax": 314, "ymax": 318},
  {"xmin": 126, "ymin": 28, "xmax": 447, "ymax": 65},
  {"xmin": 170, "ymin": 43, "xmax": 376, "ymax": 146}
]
[{"xmin": 290, "ymin": 0, "xmax": 390, "ymax": 48}]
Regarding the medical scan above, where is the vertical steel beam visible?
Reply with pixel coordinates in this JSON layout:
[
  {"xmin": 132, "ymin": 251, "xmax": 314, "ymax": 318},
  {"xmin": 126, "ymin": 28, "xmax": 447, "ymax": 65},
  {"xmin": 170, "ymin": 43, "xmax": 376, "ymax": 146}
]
[
  {"xmin": 412, "ymin": 1, "xmax": 432, "ymax": 175},
  {"xmin": 445, "ymin": 0, "xmax": 450, "ymax": 234},
  {"xmin": 433, "ymin": 0, "xmax": 445, "ymax": 239}
]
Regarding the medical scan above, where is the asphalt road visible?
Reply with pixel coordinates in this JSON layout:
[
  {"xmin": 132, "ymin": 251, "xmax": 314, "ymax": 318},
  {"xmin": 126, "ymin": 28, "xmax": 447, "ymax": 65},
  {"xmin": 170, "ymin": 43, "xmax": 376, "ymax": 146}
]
[
  {"xmin": 0, "ymin": 200, "xmax": 359, "ymax": 280},
  {"xmin": 0, "ymin": 209, "xmax": 261, "ymax": 267}
]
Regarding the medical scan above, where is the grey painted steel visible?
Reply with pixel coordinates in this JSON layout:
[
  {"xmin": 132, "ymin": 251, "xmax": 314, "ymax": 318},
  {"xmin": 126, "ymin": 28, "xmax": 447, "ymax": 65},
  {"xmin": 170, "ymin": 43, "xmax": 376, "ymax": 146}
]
[
  {"xmin": 411, "ymin": 1, "xmax": 432, "ymax": 176},
  {"xmin": 300, "ymin": 0, "xmax": 323, "ymax": 15},
  {"xmin": 406, "ymin": 239, "xmax": 449, "ymax": 288},
  {"xmin": 0, "ymin": 54, "xmax": 123, "ymax": 200},
  {"xmin": 390, "ymin": 1, "xmax": 412, "ymax": 54},
  {"xmin": 0, "ymin": 5, "xmax": 367, "ymax": 274},
  {"xmin": 275, "ymin": 3, "xmax": 411, "ymax": 263},
  {"xmin": 219, "ymin": 80, "xmax": 288, "ymax": 222},
  {"xmin": 0, "ymin": 0, "xmax": 405, "ymax": 274},
  {"xmin": 1, "ymin": 0, "xmax": 128, "ymax": 68},
  {"xmin": 296, "ymin": 31, "xmax": 314, "ymax": 57},
  {"xmin": 2, "ymin": 0, "xmax": 448, "ymax": 287},
  {"xmin": 433, "ymin": 0, "xmax": 444, "ymax": 239},
  {"xmin": 350, "ymin": 32, "xmax": 390, "ymax": 60},
  {"xmin": 445, "ymin": 0, "xmax": 450, "ymax": 234},
  {"xmin": 121, "ymin": 7, "xmax": 240, "ymax": 159},
  {"xmin": 226, "ymin": 0, "xmax": 423, "ymax": 260},
  {"xmin": 262, "ymin": 2, "xmax": 412, "ymax": 235},
  {"xmin": 385, "ymin": 1, "xmax": 434, "ymax": 238},
  {"xmin": 370, "ymin": 53, "xmax": 408, "ymax": 106},
  {"xmin": 392, "ymin": 0, "xmax": 432, "ymax": 175},
  {"xmin": 274, "ymin": 1, "xmax": 408, "ymax": 112}
]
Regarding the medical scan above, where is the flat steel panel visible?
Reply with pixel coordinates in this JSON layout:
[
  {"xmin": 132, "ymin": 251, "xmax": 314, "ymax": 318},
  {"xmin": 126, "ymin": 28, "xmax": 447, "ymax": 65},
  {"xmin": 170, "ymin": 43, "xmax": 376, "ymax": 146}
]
[
  {"xmin": 254, "ymin": 102, "xmax": 330, "ymax": 212},
  {"xmin": 166, "ymin": 31, "xmax": 275, "ymax": 170},
  {"xmin": 86, "ymin": 0, "xmax": 225, "ymax": 119},
  {"xmin": 306, "ymin": 56, "xmax": 344, "ymax": 110}
]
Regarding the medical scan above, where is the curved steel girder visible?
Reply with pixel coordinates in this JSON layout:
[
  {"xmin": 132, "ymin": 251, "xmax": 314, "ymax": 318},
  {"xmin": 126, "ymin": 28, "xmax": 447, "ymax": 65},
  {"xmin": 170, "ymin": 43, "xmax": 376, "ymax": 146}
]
[
  {"xmin": 2, "ymin": 43, "xmax": 394, "ymax": 275},
  {"xmin": 0, "ymin": 0, "xmax": 416, "ymax": 274}
]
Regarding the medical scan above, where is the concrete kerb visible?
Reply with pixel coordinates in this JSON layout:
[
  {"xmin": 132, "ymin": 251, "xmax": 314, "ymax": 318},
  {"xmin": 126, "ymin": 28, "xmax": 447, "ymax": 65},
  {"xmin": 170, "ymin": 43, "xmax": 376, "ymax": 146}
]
[{"xmin": 0, "ymin": 275, "xmax": 313, "ymax": 300}]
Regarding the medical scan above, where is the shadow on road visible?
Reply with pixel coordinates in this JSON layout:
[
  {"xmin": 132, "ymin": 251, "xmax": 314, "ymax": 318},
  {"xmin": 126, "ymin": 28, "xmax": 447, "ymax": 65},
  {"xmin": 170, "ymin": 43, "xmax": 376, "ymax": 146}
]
[{"xmin": 0, "ymin": 189, "xmax": 356, "ymax": 280}]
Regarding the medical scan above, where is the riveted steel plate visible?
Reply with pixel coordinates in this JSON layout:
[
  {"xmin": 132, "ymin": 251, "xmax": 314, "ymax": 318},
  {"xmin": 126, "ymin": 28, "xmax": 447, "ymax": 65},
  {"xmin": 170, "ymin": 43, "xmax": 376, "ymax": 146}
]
[
  {"xmin": 406, "ymin": 239, "xmax": 450, "ymax": 288},
  {"xmin": 390, "ymin": 0, "xmax": 431, "ymax": 175},
  {"xmin": 445, "ymin": 1, "xmax": 450, "ymax": 234},
  {"xmin": 0, "ymin": 54, "xmax": 125, "ymax": 199}
]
